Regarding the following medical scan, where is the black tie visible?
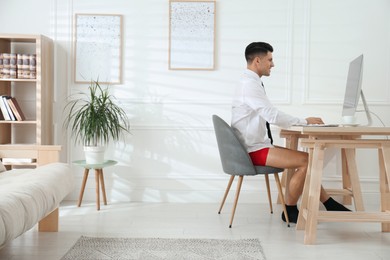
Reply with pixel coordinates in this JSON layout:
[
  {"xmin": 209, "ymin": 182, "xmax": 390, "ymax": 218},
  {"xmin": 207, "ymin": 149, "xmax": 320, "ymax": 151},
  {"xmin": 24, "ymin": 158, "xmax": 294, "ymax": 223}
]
[
  {"xmin": 261, "ymin": 82, "xmax": 273, "ymax": 145},
  {"xmin": 266, "ymin": 121, "xmax": 273, "ymax": 145}
]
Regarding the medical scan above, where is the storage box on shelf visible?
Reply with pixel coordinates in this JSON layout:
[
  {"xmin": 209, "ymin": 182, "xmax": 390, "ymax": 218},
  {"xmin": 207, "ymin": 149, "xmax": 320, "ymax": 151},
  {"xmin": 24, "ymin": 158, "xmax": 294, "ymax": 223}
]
[{"xmin": 0, "ymin": 34, "xmax": 53, "ymax": 148}]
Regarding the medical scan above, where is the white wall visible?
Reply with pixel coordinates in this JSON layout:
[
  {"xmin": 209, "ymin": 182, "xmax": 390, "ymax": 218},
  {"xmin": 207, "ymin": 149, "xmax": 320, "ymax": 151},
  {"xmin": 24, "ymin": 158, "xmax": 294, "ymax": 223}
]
[{"xmin": 1, "ymin": 0, "xmax": 389, "ymax": 203}]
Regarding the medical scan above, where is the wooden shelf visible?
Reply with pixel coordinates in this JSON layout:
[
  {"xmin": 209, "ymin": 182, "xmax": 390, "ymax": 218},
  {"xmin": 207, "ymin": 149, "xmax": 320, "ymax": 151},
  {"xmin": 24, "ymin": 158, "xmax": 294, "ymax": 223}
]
[
  {"xmin": 0, "ymin": 34, "xmax": 39, "ymax": 43},
  {"xmin": 0, "ymin": 34, "xmax": 53, "ymax": 145},
  {"xmin": 2, "ymin": 162, "xmax": 37, "ymax": 166},
  {"xmin": 0, "ymin": 120, "xmax": 37, "ymax": 124},
  {"xmin": 0, "ymin": 78, "xmax": 37, "ymax": 82}
]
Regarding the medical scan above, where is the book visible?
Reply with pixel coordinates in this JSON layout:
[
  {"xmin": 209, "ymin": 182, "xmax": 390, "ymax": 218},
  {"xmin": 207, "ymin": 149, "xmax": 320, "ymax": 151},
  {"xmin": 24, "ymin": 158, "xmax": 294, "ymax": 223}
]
[
  {"xmin": 2, "ymin": 53, "xmax": 10, "ymax": 79},
  {"xmin": 9, "ymin": 53, "xmax": 17, "ymax": 79},
  {"xmin": 22, "ymin": 54, "xmax": 30, "ymax": 79},
  {"xmin": 17, "ymin": 54, "xmax": 23, "ymax": 79},
  {"xmin": 0, "ymin": 95, "xmax": 11, "ymax": 120},
  {"xmin": 7, "ymin": 97, "xmax": 26, "ymax": 121},
  {"xmin": 0, "ymin": 53, "xmax": 3, "ymax": 79},
  {"xmin": 29, "ymin": 54, "xmax": 36, "ymax": 79},
  {"xmin": 0, "ymin": 103, "xmax": 4, "ymax": 120},
  {"xmin": 2, "ymin": 96, "xmax": 16, "ymax": 121}
]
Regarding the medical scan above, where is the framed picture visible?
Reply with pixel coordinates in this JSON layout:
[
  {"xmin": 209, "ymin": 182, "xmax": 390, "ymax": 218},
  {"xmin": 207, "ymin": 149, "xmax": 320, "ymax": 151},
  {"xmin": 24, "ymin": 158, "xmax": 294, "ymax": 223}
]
[
  {"xmin": 74, "ymin": 14, "xmax": 123, "ymax": 84},
  {"xmin": 169, "ymin": 0, "xmax": 216, "ymax": 70}
]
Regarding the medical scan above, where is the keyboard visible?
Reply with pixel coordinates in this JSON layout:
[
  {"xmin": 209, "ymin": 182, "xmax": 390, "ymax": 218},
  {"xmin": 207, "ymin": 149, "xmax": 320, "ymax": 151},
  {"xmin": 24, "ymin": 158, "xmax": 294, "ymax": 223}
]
[
  {"xmin": 293, "ymin": 123, "xmax": 340, "ymax": 127},
  {"xmin": 306, "ymin": 124, "xmax": 340, "ymax": 127}
]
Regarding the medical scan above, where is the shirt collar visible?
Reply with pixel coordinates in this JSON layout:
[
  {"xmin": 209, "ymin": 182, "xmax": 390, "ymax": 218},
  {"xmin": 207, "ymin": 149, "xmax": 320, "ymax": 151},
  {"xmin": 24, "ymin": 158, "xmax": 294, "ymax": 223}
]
[{"xmin": 244, "ymin": 69, "xmax": 263, "ymax": 85}]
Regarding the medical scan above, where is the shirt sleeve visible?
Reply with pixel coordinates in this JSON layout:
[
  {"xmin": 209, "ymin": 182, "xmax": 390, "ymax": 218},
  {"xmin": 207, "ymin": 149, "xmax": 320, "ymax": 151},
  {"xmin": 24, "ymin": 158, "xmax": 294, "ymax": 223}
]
[{"xmin": 243, "ymin": 80, "xmax": 307, "ymax": 127}]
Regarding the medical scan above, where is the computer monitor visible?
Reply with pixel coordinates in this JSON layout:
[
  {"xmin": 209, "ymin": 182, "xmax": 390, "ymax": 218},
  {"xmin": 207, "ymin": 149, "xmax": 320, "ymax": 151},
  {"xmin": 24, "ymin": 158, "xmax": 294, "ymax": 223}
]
[{"xmin": 341, "ymin": 54, "xmax": 372, "ymax": 125}]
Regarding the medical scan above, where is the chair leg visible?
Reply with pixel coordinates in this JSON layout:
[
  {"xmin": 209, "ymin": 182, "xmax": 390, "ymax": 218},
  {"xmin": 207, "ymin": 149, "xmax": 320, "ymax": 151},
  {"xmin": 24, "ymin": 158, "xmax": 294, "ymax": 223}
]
[
  {"xmin": 274, "ymin": 173, "xmax": 290, "ymax": 227},
  {"xmin": 264, "ymin": 174, "xmax": 273, "ymax": 214},
  {"xmin": 218, "ymin": 175, "xmax": 235, "ymax": 214},
  {"xmin": 229, "ymin": 175, "xmax": 244, "ymax": 228}
]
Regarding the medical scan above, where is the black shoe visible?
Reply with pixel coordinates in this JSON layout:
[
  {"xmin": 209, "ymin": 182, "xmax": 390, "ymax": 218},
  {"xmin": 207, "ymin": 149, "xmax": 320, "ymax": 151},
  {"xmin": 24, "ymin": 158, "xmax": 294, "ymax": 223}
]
[
  {"xmin": 323, "ymin": 197, "xmax": 351, "ymax": 211},
  {"xmin": 281, "ymin": 205, "xmax": 299, "ymax": 223}
]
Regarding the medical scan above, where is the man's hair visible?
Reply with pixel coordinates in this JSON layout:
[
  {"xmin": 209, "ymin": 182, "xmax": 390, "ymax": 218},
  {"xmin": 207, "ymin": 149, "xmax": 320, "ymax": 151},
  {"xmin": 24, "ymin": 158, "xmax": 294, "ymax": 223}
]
[{"xmin": 245, "ymin": 42, "xmax": 273, "ymax": 63}]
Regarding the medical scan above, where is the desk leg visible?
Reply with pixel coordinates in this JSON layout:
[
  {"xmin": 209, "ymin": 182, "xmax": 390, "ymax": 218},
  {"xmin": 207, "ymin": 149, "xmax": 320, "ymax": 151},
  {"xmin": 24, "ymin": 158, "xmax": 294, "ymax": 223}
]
[
  {"xmin": 341, "ymin": 148, "xmax": 352, "ymax": 205},
  {"xmin": 99, "ymin": 169, "xmax": 108, "ymax": 205},
  {"xmin": 77, "ymin": 169, "xmax": 89, "ymax": 207},
  {"xmin": 95, "ymin": 170, "xmax": 100, "ymax": 210},
  {"xmin": 379, "ymin": 146, "xmax": 390, "ymax": 231},
  {"xmin": 297, "ymin": 147, "xmax": 313, "ymax": 230},
  {"xmin": 304, "ymin": 144, "xmax": 325, "ymax": 245},
  {"xmin": 344, "ymin": 148, "xmax": 364, "ymax": 211}
]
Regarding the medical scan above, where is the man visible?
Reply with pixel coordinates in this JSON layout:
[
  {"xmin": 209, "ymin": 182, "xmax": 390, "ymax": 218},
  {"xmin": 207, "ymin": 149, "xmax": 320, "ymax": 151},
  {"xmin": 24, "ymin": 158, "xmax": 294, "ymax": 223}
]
[{"xmin": 231, "ymin": 42, "xmax": 350, "ymax": 223}]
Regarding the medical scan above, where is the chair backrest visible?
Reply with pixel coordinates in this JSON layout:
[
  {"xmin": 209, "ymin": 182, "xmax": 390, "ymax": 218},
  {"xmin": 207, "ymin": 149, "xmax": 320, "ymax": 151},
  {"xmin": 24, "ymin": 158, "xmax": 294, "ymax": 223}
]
[{"xmin": 212, "ymin": 115, "xmax": 257, "ymax": 175}]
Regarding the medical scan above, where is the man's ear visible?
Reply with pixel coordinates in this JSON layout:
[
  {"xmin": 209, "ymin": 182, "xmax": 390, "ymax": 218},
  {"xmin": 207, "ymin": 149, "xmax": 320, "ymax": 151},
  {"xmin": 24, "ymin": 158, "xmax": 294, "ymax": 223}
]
[{"xmin": 255, "ymin": 56, "xmax": 262, "ymax": 64}]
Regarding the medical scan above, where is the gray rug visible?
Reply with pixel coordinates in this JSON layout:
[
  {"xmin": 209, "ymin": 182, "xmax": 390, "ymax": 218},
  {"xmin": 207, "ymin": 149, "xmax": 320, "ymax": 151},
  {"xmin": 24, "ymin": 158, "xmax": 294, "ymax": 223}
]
[{"xmin": 61, "ymin": 236, "xmax": 266, "ymax": 260}]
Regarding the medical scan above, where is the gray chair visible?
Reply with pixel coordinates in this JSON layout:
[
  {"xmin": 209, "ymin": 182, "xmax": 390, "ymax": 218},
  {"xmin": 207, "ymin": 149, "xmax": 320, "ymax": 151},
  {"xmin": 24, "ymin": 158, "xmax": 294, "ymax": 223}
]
[{"xmin": 212, "ymin": 115, "xmax": 289, "ymax": 227}]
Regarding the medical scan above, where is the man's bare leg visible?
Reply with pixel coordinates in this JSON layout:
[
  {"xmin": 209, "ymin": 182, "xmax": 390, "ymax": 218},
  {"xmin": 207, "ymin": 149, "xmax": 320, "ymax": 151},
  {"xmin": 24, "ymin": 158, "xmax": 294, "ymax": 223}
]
[
  {"xmin": 265, "ymin": 147, "xmax": 350, "ymax": 223},
  {"xmin": 266, "ymin": 147, "xmax": 309, "ymax": 205}
]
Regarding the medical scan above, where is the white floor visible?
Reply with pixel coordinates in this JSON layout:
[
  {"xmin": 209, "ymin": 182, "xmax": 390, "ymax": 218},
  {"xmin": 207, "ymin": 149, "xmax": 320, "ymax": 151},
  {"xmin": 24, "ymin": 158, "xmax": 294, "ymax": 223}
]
[{"xmin": 1, "ymin": 200, "xmax": 390, "ymax": 260}]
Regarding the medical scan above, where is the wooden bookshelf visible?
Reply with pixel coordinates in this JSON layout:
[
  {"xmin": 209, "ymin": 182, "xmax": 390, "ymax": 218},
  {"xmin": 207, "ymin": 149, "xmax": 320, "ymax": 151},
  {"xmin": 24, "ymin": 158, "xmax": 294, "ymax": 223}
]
[{"xmin": 0, "ymin": 34, "xmax": 53, "ymax": 145}]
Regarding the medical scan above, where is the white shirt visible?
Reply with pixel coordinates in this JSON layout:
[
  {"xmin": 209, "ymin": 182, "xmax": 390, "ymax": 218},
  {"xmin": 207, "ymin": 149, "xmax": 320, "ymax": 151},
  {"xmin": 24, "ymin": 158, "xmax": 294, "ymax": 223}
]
[{"xmin": 231, "ymin": 69, "xmax": 307, "ymax": 152}]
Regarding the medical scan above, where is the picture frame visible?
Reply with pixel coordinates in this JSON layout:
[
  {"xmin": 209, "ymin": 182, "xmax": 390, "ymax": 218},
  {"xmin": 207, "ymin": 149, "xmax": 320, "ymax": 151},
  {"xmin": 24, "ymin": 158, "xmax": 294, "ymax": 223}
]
[
  {"xmin": 169, "ymin": 0, "xmax": 216, "ymax": 70},
  {"xmin": 73, "ymin": 14, "xmax": 123, "ymax": 84}
]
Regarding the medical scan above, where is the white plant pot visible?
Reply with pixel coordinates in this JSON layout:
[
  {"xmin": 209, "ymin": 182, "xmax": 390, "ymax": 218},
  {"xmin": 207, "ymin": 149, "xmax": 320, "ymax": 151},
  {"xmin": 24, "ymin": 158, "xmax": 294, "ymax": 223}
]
[{"xmin": 84, "ymin": 146, "xmax": 106, "ymax": 164}]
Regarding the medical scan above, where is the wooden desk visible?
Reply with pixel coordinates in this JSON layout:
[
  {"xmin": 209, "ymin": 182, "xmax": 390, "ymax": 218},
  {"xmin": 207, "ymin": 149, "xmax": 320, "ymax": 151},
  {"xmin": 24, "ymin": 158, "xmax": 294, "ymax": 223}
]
[{"xmin": 279, "ymin": 126, "xmax": 390, "ymax": 244}]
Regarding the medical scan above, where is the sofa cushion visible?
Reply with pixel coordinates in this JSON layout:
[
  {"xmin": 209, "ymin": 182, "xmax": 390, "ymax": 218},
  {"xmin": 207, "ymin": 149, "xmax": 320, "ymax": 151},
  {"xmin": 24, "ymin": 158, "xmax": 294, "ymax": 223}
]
[{"xmin": 0, "ymin": 163, "xmax": 73, "ymax": 249}]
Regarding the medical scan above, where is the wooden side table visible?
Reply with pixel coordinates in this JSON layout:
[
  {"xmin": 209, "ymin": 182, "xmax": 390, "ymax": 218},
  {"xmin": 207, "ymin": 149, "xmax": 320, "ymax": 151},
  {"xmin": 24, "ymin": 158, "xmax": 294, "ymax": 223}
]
[{"xmin": 73, "ymin": 160, "xmax": 117, "ymax": 210}]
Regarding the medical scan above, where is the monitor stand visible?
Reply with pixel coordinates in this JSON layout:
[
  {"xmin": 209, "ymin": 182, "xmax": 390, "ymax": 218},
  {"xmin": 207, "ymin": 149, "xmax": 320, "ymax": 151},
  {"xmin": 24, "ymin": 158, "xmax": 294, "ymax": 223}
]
[{"xmin": 360, "ymin": 90, "xmax": 373, "ymax": 126}]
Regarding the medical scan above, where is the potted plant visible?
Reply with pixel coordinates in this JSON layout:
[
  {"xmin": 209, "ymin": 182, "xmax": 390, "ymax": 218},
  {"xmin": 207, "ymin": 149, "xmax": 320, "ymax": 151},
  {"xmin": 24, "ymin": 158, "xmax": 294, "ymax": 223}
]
[{"xmin": 64, "ymin": 79, "xmax": 130, "ymax": 164}]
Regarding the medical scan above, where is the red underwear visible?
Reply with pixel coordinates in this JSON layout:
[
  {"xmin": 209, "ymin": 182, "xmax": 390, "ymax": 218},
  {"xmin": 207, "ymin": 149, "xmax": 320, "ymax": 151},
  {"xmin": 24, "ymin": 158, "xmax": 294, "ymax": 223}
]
[{"xmin": 249, "ymin": 148, "xmax": 270, "ymax": 166}]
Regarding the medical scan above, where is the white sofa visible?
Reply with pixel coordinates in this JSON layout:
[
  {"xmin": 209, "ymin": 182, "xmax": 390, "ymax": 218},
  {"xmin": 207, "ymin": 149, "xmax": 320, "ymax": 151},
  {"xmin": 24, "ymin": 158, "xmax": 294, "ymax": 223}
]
[{"xmin": 0, "ymin": 145, "xmax": 73, "ymax": 249}]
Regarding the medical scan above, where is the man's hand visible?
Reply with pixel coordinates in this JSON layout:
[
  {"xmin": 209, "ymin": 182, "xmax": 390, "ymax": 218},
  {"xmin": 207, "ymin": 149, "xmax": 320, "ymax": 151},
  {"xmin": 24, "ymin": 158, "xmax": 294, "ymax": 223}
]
[{"xmin": 305, "ymin": 117, "xmax": 325, "ymax": 125}]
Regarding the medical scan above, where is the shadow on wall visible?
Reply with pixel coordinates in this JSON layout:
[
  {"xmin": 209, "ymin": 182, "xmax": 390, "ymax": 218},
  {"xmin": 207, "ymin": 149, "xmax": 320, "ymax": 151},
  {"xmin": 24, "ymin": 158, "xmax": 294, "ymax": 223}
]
[{"xmin": 104, "ymin": 100, "xmax": 222, "ymax": 202}]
